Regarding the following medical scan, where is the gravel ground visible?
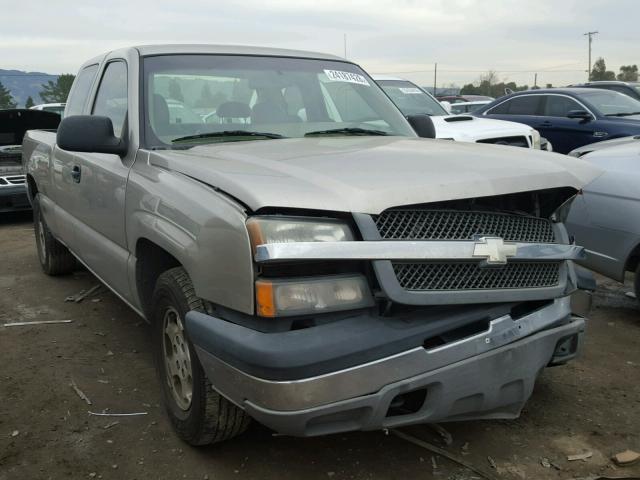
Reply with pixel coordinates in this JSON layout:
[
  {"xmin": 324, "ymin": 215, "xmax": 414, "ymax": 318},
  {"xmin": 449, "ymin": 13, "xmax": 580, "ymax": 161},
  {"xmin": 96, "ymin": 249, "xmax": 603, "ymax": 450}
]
[{"xmin": 1, "ymin": 211, "xmax": 639, "ymax": 480}]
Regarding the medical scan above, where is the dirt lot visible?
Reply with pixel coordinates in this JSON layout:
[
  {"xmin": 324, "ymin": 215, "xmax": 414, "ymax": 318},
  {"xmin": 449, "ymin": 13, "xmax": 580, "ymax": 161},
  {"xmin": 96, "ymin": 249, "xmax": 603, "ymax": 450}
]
[{"xmin": 1, "ymin": 211, "xmax": 639, "ymax": 480}]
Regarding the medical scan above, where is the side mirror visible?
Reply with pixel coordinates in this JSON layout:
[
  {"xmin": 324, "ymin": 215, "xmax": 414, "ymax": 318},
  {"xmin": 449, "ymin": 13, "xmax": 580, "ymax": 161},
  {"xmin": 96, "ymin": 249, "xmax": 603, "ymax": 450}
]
[
  {"xmin": 57, "ymin": 115, "xmax": 127, "ymax": 156},
  {"xmin": 406, "ymin": 114, "xmax": 436, "ymax": 139},
  {"xmin": 440, "ymin": 100, "xmax": 452, "ymax": 114},
  {"xmin": 566, "ymin": 110, "xmax": 592, "ymax": 121}
]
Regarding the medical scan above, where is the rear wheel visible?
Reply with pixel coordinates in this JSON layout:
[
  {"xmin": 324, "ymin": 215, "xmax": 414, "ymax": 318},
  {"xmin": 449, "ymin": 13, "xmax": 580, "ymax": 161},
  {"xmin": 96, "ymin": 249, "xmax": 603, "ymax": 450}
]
[
  {"xmin": 151, "ymin": 267, "xmax": 251, "ymax": 445},
  {"xmin": 33, "ymin": 194, "xmax": 76, "ymax": 275},
  {"xmin": 634, "ymin": 264, "xmax": 640, "ymax": 303}
]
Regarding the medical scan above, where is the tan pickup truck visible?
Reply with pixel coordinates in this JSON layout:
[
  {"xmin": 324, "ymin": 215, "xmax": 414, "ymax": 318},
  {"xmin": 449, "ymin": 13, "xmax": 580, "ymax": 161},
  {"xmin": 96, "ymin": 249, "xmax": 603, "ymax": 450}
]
[{"xmin": 23, "ymin": 44, "xmax": 599, "ymax": 446}]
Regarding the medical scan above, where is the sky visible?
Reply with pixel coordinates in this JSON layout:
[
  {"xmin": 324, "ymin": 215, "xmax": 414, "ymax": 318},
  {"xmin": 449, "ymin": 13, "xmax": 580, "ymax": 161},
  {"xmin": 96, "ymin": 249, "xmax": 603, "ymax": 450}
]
[{"xmin": 1, "ymin": 0, "xmax": 638, "ymax": 88}]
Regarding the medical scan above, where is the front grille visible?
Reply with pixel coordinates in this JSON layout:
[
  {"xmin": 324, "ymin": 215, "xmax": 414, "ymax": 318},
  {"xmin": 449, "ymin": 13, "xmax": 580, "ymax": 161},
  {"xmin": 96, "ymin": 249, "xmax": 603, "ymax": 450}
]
[
  {"xmin": 0, "ymin": 174, "xmax": 26, "ymax": 187},
  {"xmin": 477, "ymin": 136, "xmax": 530, "ymax": 148},
  {"xmin": 375, "ymin": 210, "xmax": 555, "ymax": 243},
  {"xmin": 393, "ymin": 262, "xmax": 561, "ymax": 291}
]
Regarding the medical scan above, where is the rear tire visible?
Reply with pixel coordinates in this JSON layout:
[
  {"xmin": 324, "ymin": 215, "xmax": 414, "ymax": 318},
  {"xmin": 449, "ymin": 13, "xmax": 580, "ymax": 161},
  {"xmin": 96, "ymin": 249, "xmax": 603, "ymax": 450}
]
[
  {"xmin": 33, "ymin": 194, "xmax": 76, "ymax": 275},
  {"xmin": 634, "ymin": 264, "xmax": 640, "ymax": 303},
  {"xmin": 151, "ymin": 267, "xmax": 251, "ymax": 446}
]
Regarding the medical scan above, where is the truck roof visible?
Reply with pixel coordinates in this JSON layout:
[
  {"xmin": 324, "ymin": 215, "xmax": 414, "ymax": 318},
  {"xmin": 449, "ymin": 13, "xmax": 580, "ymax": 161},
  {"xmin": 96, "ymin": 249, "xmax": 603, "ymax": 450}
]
[{"xmin": 82, "ymin": 44, "xmax": 347, "ymax": 67}]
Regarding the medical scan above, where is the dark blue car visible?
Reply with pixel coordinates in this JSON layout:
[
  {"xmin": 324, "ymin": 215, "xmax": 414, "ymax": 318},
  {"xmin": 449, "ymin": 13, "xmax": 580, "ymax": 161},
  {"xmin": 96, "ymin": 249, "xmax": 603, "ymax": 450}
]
[{"xmin": 475, "ymin": 88, "xmax": 640, "ymax": 154}]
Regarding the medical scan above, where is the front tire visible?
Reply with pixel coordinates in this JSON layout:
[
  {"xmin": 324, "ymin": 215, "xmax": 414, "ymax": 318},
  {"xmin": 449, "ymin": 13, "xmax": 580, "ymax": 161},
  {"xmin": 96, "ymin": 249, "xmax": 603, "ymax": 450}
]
[
  {"xmin": 33, "ymin": 194, "xmax": 76, "ymax": 275},
  {"xmin": 151, "ymin": 267, "xmax": 251, "ymax": 446}
]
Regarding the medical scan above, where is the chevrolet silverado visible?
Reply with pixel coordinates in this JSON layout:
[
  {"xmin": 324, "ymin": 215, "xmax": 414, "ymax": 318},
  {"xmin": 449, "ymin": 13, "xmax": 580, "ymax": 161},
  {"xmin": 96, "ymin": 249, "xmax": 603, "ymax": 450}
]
[{"xmin": 23, "ymin": 45, "xmax": 599, "ymax": 445}]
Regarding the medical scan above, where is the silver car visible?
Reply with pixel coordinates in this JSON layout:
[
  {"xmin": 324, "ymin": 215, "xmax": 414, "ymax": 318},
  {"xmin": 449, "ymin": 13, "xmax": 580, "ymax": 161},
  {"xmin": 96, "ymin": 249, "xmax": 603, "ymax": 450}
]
[{"xmin": 566, "ymin": 141, "xmax": 640, "ymax": 298}]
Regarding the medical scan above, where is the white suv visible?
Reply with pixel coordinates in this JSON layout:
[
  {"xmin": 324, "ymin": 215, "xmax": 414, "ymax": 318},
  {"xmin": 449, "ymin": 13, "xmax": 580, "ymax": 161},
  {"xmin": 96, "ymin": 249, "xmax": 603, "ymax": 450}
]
[{"xmin": 374, "ymin": 76, "xmax": 550, "ymax": 150}]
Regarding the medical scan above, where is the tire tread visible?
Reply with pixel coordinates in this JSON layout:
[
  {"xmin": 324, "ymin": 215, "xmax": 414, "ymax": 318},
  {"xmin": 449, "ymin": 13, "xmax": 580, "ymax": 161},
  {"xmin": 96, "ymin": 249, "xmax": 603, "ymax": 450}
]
[{"xmin": 155, "ymin": 267, "xmax": 251, "ymax": 446}]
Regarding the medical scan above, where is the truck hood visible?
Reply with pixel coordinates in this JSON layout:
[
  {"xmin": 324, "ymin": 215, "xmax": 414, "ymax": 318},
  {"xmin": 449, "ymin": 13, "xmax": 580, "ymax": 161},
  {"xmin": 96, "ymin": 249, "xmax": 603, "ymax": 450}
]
[
  {"xmin": 149, "ymin": 136, "xmax": 601, "ymax": 214},
  {"xmin": 431, "ymin": 115, "xmax": 534, "ymax": 142}
]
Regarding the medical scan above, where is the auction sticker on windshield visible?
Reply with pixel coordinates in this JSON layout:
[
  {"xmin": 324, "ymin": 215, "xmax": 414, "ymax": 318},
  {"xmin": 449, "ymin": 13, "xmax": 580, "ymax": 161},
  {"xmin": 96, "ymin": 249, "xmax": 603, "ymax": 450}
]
[
  {"xmin": 399, "ymin": 87, "xmax": 422, "ymax": 94},
  {"xmin": 324, "ymin": 70, "xmax": 370, "ymax": 86}
]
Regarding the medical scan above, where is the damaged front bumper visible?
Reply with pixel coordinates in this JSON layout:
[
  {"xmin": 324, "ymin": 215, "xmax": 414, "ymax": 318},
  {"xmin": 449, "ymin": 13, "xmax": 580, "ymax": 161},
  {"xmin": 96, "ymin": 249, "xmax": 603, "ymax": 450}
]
[{"xmin": 186, "ymin": 295, "xmax": 585, "ymax": 437}]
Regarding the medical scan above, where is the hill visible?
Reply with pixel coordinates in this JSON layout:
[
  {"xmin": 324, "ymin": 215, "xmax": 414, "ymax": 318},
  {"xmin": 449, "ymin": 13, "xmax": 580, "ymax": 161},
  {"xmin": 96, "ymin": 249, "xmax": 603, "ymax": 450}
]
[{"xmin": 0, "ymin": 69, "xmax": 59, "ymax": 107}]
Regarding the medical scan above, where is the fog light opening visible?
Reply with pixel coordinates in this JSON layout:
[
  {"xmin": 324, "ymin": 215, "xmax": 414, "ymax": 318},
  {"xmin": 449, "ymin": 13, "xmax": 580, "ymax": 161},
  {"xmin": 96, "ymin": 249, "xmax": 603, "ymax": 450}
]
[{"xmin": 386, "ymin": 389, "xmax": 428, "ymax": 417}]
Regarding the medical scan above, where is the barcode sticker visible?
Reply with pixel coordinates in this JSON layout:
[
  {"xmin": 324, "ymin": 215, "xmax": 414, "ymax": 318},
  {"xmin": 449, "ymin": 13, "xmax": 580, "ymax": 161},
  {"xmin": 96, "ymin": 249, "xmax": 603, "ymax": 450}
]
[
  {"xmin": 323, "ymin": 70, "xmax": 370, "ymax": 86},
  {"xmin": 399, "ymin": 87, "xmax": 422, "ymax": 94}
]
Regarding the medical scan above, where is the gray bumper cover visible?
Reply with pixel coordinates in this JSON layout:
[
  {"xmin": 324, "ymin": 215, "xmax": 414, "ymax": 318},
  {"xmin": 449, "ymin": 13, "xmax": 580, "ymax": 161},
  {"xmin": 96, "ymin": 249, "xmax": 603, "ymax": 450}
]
[
  {"xmin": 190, "ymin": 299, "xmax": 584, "ymax": 437},
  {"xmin": 243, "ymin": 319, "xmax": 583, "ymax": 436}
]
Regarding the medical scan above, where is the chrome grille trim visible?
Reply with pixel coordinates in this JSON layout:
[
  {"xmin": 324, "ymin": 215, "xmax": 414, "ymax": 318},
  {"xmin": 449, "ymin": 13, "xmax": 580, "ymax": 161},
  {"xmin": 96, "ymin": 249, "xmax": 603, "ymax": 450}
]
[
  {"xmin": 254, "ymin": 241, "xmax": 583, "ymax": 263},
  {"xmin": 374, "ymin": 210, "xmax": 555, "ymax": 243}
]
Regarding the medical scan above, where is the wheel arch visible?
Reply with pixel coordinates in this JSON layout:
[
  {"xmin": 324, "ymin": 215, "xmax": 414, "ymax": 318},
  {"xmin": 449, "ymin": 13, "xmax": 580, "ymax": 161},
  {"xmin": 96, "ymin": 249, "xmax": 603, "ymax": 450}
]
[
  {"xmin": 26, "ymin": 174, "xmax": 38, "ymax": 204},
  {"xmin": 135, "ymin": 237, "xmax": 183, "ymax": 319},
  {"xmin": 625, "ymin": 240, "xmax": 640, "ymax": 274}
]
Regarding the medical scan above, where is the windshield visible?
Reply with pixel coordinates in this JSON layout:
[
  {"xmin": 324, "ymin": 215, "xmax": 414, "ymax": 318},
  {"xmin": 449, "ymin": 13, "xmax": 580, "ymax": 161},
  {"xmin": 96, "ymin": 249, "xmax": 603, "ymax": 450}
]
[
  {"xmin": 576, "ymin": 89, "xmax": 640, "ymax": 116},
  {"xmin": 142, "ymin": 55, "xmax": 415, "ymax": 147},
  {"xmin": 377, "ymin": 80, "xmax": 448, "ymax": 116}
]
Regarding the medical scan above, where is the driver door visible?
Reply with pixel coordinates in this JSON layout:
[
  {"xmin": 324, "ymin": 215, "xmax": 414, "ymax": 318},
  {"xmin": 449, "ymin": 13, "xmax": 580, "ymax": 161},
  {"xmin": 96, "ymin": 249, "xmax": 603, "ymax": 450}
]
[{"xmin": 70, "ymin": 59, "xmax": 134, "ymax": 302}]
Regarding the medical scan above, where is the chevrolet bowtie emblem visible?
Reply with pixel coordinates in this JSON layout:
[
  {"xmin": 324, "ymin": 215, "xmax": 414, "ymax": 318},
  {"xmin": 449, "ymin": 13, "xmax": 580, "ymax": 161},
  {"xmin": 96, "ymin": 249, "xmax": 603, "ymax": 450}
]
[{"xmin": 472, "ymin": 237, "xmax": 518, "ymax": 265}]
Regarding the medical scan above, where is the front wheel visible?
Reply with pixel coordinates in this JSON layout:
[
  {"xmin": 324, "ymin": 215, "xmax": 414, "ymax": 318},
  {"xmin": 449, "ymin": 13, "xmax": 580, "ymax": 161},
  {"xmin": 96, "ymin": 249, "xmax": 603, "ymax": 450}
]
[{"xmin": 151, "ymin": 267, "xmax": 251, "ymax": 446}]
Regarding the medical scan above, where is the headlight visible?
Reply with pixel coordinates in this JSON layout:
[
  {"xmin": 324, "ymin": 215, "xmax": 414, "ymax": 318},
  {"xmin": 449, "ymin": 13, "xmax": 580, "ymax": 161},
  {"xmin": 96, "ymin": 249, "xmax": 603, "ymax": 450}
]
[
  {"xmin": 255, "ymin": 275, "xmax": 373, "ymax": 317},
  {"xmin": 532, "ymin": 129, "xmax": 541, "ymax": 149},
  {"xmin": 246, "ymin": 216, "xmax": 354, "ymax": 251}
]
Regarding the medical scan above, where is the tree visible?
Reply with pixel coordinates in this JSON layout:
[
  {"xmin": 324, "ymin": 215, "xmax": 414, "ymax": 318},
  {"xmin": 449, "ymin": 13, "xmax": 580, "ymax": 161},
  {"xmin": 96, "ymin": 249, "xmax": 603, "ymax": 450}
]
[
  {"xmin": 0, "ymin": 81, "xmax": 17, "ymax": 109},
  {"xmin": 617, "ymin": 65, "xmax": 638, "ymax": 82},
  {"xmin": 590, "ymin": 58, "xmax": 615, "ymax": 81},
  {"xmin": 39, "ymin": 73, "xmax": 75, "ymax": 103},
  {"xmin": 25, "ymin": 96, "xmax": 35, "ymax": 108},
  {"xmin": 460, "ymin": 71, "xmax": 529, "ymax": 98}
]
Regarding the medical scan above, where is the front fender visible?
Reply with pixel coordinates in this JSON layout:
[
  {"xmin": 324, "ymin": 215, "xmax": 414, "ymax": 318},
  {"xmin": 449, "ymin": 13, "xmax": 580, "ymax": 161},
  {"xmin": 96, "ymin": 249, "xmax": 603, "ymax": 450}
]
[{"xmin": 126, "ymin": 160, "xmax": 255, "ymax": 315}]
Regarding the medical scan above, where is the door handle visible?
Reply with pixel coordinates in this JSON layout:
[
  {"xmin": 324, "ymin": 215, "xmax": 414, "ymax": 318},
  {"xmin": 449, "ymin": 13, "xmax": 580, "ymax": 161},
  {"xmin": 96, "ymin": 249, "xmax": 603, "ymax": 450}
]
[
  {"xmin": 71, "ymin": 165, "xmax": 81, "ymax": 183},
  {"xmin": 537, "ymin": 121, "xmax": 553, "ymax": 127}
]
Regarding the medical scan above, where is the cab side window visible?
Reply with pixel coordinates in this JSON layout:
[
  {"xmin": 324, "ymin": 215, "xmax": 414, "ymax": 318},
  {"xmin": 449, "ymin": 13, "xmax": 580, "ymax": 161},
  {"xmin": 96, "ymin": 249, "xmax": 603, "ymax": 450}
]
[
  {"xmin": 65, "ymin": 64, "xmax": 98, "ymax": 117},
  {"xmin": 543, "ymin": 95, "xmax": 582, "ymax": 117},
  {"xmin": 92, "ymin": 61, "xmax": 128, "ymax": 137}
]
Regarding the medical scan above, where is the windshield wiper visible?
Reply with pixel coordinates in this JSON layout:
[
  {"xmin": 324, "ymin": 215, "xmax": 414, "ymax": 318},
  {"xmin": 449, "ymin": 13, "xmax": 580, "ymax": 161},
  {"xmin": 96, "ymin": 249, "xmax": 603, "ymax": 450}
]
[
  {"xmin": 171, "ymin": 130, "xmax": 286, "ymax": 143},
  {"xmin": 304, "ymin": 127, "xmax": 389, "ymax": 137},
  {"xmin": 605, "ymin": 112, "xmax": 640, "ymax": 117}
]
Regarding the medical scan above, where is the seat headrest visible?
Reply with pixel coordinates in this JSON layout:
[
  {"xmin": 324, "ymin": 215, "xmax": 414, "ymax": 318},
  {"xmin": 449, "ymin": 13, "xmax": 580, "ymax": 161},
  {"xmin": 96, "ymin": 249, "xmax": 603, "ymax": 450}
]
[{"xmin": 216, "ymin": 101, "xmax": 251, "ymax": 119}]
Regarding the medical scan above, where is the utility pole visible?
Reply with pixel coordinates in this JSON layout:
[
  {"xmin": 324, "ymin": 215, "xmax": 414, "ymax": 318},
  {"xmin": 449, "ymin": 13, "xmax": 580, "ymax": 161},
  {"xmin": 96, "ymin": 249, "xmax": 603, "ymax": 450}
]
[
  {"xmin": 433, "ymin": 63, "xmax": 437, "ymax": 97},
  {"xmin": 343, "ymin": 33, "xmax": 347, "ymax": 58},
  {"xmin": 534, "ymin": 73, "xmax": 538, "ymax": 88},
  {"xmin": 583, "ymin": 31, "xmax": 598, "ymax": 81}
]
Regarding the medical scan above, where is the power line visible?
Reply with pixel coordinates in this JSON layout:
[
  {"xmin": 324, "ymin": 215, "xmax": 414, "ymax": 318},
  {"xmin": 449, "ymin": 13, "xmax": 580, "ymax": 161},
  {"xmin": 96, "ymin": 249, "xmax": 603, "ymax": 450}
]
[{"xmin": 377, "ymin": 68, "xmax": 585, "ymax": 74}]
